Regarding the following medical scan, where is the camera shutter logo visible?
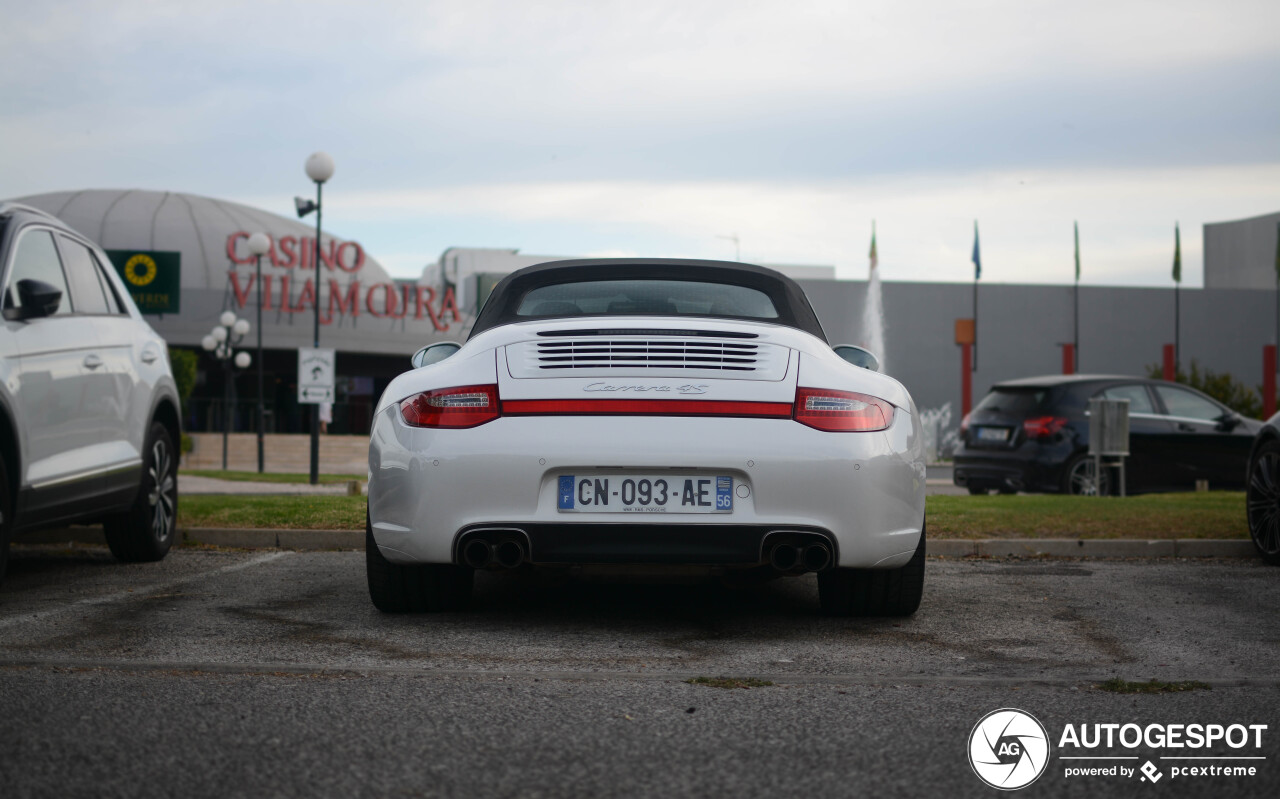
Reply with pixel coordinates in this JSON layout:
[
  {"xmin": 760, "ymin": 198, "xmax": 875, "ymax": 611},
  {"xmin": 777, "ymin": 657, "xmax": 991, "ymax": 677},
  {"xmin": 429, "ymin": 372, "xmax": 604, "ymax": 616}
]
[
  {"xmin": 968, "ymin": 708, "xmax": 1051, "ymax": 790},
  {"xmin": 124, "ymin": 253, "xmax": 158, "ymax": 287}
]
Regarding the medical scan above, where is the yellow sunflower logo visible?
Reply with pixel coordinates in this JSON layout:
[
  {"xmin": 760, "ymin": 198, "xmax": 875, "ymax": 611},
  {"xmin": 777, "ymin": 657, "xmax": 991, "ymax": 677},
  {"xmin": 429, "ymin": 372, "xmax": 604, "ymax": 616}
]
[{"xmin": 124, "ymin": 253, "xmax": 158, "ymax": 286}]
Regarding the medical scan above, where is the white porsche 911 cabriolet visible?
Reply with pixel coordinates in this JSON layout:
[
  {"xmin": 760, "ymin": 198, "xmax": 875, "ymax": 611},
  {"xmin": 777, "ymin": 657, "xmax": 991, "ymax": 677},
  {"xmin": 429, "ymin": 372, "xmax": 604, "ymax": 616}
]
[{"xmin": 366, "ymin": 259, "xmax": 926, "ymax": 616}]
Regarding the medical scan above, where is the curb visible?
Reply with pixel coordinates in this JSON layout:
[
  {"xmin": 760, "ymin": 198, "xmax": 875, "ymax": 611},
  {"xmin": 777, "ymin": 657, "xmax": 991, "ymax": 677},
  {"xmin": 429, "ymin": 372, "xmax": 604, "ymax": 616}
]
[
  {"xmin": 927, "ymin": 538, "xmax": 1257, "ymax": 559},
  {"xmin": 16, "ymin": 526, "xmax": 1260, "ymax": 559}
]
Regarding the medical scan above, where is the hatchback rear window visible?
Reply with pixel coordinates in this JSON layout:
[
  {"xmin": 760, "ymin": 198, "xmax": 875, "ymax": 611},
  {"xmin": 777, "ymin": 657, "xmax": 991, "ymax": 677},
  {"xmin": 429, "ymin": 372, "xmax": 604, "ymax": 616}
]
[
  {"xmin": 974, "ymin": 389, "xmax": 1047, "ymax": 416},
  {"xmin": 515, "ymin": 279, "xmax": 779, "ymax": 320}
]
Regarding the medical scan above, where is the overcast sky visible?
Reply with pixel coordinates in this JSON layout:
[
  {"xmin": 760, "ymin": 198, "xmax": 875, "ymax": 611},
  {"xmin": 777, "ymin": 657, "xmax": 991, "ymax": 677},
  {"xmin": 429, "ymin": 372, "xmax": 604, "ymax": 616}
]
[{"xmin": 3, "ymin": 0, "xmax": 1278, "ymax": 285}]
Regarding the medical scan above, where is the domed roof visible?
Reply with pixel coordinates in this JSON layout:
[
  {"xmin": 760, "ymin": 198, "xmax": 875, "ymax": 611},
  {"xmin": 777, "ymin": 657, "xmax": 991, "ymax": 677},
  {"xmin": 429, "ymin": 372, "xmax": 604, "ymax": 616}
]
[{"xmin": 10, "ymin": 189, "xmax": 392, "ymax": 289}]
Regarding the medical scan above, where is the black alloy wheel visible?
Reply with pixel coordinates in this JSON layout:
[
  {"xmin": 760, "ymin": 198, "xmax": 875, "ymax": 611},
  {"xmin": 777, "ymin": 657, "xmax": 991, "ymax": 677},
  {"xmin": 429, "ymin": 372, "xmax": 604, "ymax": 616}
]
[
  {"xmin": 1246, "ymin": 440, "xmax": 1280, "ymax": 565},
  {"xmin": 1064, "ymin": 454, "xmax": 1110, "ymax": 496},
  {"xmin": 104, "ymin": 422, "xmax": 177, "ymax": 562}
]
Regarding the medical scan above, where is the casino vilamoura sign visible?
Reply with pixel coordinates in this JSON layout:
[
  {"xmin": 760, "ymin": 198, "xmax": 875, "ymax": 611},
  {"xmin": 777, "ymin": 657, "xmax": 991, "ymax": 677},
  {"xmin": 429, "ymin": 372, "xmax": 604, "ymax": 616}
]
[{"xmin": 224, "ymin": 231, "xmax": 463, "ymax": 332}]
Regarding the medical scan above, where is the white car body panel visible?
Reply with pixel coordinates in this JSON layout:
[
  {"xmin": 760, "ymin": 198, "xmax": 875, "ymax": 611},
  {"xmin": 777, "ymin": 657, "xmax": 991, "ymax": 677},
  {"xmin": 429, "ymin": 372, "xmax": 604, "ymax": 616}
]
[{"xmin": 369, "ymin": 316, "xmax": 926, "ymax": 571}]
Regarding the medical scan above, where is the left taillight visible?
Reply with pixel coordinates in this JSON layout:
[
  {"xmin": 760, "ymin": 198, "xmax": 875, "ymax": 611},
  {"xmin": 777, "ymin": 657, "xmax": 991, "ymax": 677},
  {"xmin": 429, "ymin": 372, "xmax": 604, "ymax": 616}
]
[
  {"xmin": 399, "ymin": 384, "xmax": 500, "ymax": 429},
  {"xmin": 794, "ymin": 387, "xmax": 894, "ymax": 432},
  {"xmin": 1022, "ymin": 415, "xmax": 1068, "ymax": 440}
]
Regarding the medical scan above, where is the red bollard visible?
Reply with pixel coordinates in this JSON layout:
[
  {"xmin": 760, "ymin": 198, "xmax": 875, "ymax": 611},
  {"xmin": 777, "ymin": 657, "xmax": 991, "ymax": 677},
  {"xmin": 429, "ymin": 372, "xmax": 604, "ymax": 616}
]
[
  {"xmin": 1162, "ymin": 344, "xmax": 1176, "ymax": 381},
  {"xmin": 1265, "ymin": 345, "xmax": 1276, "ymax": 419},
  {"xmin": 1061, "ymin": 343, "xmax": 1075, "ymax": 375}
]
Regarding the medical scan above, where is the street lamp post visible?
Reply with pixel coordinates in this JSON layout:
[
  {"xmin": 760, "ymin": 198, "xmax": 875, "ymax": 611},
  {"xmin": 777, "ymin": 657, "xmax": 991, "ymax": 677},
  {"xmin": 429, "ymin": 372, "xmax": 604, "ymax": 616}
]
[
  {"xmin": 296, "ymin": 151, "xmax": 335, "ymax": 485},
  {"xmin": 202, "ymin": 312, "xmax": 252, "ymax": 471},
  {"xmin": 247, "ymin": 233, "xmax": 271, "ymax": 474}
]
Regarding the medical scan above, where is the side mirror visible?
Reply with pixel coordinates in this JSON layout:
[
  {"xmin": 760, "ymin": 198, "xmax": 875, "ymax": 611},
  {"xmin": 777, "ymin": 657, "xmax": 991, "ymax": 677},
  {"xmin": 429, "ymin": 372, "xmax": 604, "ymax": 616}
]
[
  {"xmin": 1216, "ymin": 412, "xmax": 1242, "ymax": 432},
  {"xmin": 833, "ymin": 344, "xmax": 880, "ymax": 372},
  {"xmin": 411, "ymin": 342, "xmax": 461, "ymax": 369},
  {"xmin": 7, "ymin": 279, "xmax": 63, "ymax": 321}
]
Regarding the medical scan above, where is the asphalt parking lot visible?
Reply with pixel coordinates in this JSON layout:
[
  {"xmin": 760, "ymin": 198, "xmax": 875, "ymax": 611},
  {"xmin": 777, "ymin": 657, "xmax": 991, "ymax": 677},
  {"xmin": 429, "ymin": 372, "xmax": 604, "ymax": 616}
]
[{"xmin": 1, "ymin": 546, "xmax": 1278, "ymax": 797}]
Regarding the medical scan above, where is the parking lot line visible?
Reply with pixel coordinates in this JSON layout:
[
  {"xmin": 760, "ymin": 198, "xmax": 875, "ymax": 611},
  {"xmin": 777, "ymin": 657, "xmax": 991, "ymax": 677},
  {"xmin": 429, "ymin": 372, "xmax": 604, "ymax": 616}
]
[{"xmin": 0, "ymin": 551, "xmax": 291, "ymax": 630}]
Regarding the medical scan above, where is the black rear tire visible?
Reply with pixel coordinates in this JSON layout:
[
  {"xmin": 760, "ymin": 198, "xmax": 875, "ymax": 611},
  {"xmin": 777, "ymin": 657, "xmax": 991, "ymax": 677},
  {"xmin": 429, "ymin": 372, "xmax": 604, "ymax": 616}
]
[
  {"xmin": 1246, "ymin": 439, "xmax": 1280, "ymax": 566},
  {"xmin": 818, "ymin": 525, "xmax": 925, "ymax": 617},
  {"xmin": 0, "ymin": 456, "xmax": 11, "ymax": 588},
  {"xmin": 366, "ymin": 515, "xmax": 473, "ymax": 612},
  {"xmin": 103, "ymin": 422, "xmax": 177, "ymax": 563}
]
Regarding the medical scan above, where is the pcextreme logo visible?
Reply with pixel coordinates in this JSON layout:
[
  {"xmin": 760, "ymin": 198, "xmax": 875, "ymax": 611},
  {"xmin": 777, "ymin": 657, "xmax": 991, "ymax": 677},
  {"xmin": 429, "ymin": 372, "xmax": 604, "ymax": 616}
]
[{"xmin": 968, "ymin": 708, "xmax": 1051, "ymax": 790}]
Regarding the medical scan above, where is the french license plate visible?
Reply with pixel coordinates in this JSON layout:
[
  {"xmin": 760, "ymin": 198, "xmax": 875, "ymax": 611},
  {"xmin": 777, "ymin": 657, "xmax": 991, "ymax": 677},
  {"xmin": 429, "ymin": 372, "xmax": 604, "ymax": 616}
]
[
  {"xmin": 558, "ymin": 474, "xmax": 733, "ymax": 513},
  {"xmin": 976, "ymin": 427, "xmax": 1009, "ymax": 442}
]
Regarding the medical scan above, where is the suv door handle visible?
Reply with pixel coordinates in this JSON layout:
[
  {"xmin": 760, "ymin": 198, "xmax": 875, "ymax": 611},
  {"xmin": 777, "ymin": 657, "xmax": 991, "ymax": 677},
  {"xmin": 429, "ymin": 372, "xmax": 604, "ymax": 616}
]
[
  {"xmin": 1177, "ymin": 423, "xmax": 1196, "ymax": 432},
  {"xmin": 83, "ymin": 354, "xmax": 104, "ymax": 370}
]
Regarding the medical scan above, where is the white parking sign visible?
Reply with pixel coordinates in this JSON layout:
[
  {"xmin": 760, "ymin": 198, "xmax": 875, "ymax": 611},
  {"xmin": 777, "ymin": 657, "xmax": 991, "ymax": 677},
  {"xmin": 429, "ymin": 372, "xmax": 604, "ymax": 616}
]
[{"xmin": 297, "ymin": 348, "xmax": 336, "ymax": 404}]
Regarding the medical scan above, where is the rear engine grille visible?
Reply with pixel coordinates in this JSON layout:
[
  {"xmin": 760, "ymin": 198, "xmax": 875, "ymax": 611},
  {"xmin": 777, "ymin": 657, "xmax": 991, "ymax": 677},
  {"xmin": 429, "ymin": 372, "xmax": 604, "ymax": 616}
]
[{"xmin": 535, "ymin": 339, "xmax": 760, "ymax": 371}]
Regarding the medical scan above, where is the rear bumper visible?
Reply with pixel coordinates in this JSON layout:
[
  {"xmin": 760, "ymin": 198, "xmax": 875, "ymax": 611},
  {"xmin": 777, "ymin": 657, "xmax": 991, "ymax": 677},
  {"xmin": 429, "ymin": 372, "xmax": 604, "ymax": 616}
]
[
  {"xmin": 367, "ymin": 406, "xmax": 926, "ymax": 569},
  {"xmin": 457, "ymin": 523, "xmax": 834, "ymax": 566},
  {"xmin": 953, "ymin": 448, "xmax": 1066, "ymax": 493}
]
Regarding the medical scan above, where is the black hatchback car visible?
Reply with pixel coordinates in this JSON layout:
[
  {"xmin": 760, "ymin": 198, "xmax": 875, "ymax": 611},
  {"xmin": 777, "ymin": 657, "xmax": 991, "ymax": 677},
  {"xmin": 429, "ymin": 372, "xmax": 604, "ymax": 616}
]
[{"xmin": 953, "ymin": 375, "xmax": 1261, "ymax": 495}]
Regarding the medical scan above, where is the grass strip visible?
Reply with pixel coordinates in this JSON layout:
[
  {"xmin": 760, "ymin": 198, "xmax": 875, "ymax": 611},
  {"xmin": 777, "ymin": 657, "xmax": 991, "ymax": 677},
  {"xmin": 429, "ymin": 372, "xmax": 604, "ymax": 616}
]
[
  {"xmin": 685, "ymin": 677, "xmax": 774, "ymax": 689},
  {"xmin": 927, "ymin": 492, "xmax": 1246, "ymax": 540},
  {"xmin": 182, "ymin": 470, "xmax": 365, "ymax": 485},
  {"xmin": 1096, "ymin": 678, "xmax": 1212, "ymax": 694},
  {"xmin": 177, "ymin": 491, "xmax": 1247, "ymax": 539},
  {"xmin": 179, "ymin": 495, "xmax": 366, "ymax": 530}
]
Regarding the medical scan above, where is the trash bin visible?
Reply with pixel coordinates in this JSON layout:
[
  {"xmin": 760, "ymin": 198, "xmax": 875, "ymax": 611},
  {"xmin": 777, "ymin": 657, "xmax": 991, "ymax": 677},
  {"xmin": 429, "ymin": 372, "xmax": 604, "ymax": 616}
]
[{"xmin": 1087, "ymin": 398, "xmax": 1130, "ymax": 496}]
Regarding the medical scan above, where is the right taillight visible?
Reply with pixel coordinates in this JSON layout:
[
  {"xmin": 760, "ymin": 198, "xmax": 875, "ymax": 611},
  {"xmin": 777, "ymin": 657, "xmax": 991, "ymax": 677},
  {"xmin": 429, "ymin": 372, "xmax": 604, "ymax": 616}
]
[
  {"xmin": 794, "ymin": 387, "xmax": 894, "ymax": 432},
  {"xmin": 400, "ymin": 384, "xmax": 500, "ymax": 429}
]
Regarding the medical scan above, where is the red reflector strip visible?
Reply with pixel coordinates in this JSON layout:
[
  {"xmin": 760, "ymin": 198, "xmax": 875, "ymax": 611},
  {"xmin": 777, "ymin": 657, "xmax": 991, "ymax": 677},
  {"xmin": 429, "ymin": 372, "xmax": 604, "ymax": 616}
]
[{"xmin": 501, "ymin": 399, "xmax": 793, "ymax": 418}]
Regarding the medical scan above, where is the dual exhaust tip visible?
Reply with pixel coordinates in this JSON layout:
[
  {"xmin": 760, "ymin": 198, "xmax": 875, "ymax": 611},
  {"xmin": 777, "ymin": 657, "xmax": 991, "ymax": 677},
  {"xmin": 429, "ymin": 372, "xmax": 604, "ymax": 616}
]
[
  {"xmin": 768, "ymin": 542, "xmax": 832, "ymax": 573},
  {"xmin": 462, "ymin": 537, "xmax": 526, "ymax": 570}
]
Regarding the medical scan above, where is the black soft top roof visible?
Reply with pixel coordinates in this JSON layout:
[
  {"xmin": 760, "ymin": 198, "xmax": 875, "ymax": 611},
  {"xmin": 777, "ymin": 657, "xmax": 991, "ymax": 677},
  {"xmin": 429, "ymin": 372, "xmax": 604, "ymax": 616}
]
[{"xmin": 468, "ymin": 258, "xmax": 828, "ymax": 341}]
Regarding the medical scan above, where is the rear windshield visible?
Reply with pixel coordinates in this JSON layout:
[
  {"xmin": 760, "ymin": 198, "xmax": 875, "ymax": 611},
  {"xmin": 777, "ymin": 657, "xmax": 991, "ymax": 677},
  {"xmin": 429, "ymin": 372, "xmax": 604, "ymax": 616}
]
[
  {"xmin": 515, "ymin": 279, "xmax": 779, "ymax": 320},
  {"xmin": 974, "ymin": 388, "xmax": 1048, "ymax": 416}
]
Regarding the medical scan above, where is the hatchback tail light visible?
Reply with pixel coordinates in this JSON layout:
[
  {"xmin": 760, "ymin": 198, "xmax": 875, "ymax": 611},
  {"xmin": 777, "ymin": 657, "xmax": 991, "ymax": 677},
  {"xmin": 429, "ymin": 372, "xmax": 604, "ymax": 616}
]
[
  {"xmin": 1022, "ymin": 415, "xmax": 1068, "ymax": 440},
  {"xmin": 793, "ymin": 387, "xmax": 894, "ymax": 432},
  {"xmin": 400, "ymin": 384, "xmax": 500, "ymax": 428}
]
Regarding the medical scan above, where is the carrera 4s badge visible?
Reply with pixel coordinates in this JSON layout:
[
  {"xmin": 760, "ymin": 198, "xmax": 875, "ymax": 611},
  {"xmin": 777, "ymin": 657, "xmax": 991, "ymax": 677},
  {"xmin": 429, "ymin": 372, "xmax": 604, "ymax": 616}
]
[{"xmin": 582, "ymin": 382, "xmax": 708, "ymax": 394}]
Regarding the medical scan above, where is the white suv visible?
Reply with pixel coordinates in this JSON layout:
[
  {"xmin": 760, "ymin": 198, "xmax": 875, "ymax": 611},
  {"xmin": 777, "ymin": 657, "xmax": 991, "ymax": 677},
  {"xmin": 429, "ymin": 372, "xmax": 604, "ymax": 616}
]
[{"xmin": 0, "ymin": 203, "xmax": 182, "ymax": 586}]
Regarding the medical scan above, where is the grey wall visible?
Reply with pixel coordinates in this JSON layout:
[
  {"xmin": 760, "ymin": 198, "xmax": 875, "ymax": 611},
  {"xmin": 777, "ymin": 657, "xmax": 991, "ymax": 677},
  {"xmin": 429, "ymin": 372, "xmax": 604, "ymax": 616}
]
[
  {"xmin": 799, "ymin": 278, "xmax": 1273, "ymax": 425},
  {"xmin": 1204, "ymin": 211, "xmax": 1280, "ymax": 289}
]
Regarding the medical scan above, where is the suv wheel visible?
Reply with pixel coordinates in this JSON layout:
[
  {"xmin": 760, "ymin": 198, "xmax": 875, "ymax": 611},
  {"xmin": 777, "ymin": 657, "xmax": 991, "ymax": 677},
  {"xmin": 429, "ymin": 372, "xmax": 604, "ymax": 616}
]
[
  {"xmin": 0, "ymin": 456, "xmax": 10, "ymax": 587},
  {"xmin": 1064, "ymin": 454, "xmax": 1109, "ymax": 496},
  {"xmin": 104, "ymin": 422, "xmax": 177, "ymax": 562}
]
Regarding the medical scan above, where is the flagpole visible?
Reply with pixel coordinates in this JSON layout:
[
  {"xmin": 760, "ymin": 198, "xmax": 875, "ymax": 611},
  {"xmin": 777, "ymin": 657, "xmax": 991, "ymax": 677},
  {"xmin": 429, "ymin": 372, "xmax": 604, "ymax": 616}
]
[
  {"xmin": 1175, "ymin": 283, "xmax": 1180, "ymax": 369},
  {"xmin": 1073, "ymin": 221, "xmax": 1080, "ymax": 372},
  {"xmin": 972, "ymin": 220, "xmax": 980, "ymax": 372},
  {"xmin": 1173, "ymin": 222, "xmax": 1182, "ymax": 372}
]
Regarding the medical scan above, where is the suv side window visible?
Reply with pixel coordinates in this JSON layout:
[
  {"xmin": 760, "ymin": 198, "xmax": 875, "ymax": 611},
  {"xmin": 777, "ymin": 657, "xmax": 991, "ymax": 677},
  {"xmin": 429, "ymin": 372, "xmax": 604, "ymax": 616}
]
[
  {"xmin": 1154, "ymin": 385, "xmax": 1224, "ymax": 422},
  {"xmin": 1100, "ymin": 384, "xmax": 1155, "ymax": 414},
  {"xmin": 57, "ymin": 236, "xmax": 112, "ymax": 315},
  {"xmin": 90, "ymin": 252, "xmax": 126, "ymax": 315},
  {"xmin": 4, "ymin": 228, "xmax": 72, "ymax": 315}
]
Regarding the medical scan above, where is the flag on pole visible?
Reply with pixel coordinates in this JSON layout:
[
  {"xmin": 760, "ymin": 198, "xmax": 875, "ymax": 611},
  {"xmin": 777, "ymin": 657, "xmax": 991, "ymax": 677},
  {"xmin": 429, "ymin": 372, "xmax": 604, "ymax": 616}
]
[
  {"xmin": 1172, "ymin": 223, "xmax": 1182, "ymax": 284},
  {"xmin": 870, "ymin": 218, "xmax": 880, "ymax": 271},
  {"xmin": 972, "ymin": 221, "xmax": 981, "ymax": 280},
  {"xmin": 1074, "ymin": 221, "xmax": 1081, "ymax": 283}
]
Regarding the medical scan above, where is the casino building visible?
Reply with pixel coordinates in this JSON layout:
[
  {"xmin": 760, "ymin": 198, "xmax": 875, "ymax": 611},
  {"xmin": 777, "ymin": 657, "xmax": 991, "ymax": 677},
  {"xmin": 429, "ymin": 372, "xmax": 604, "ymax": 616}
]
[{"xmin": 12, "ymin": 189, "xmax": 472, "ymax": 435}]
